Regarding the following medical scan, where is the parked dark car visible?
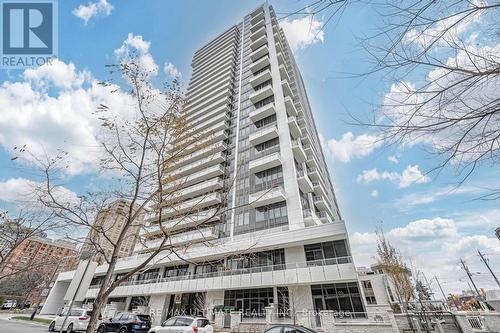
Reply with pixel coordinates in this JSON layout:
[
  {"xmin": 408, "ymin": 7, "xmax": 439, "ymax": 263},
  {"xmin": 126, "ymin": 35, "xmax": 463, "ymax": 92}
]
[
  {"xmin": 97, "ymin": 312, "xmax": 151, "ymax": 333},
  {"xmin": 263, "ymin": 325, "xmax": 317, "ymax": 333}
]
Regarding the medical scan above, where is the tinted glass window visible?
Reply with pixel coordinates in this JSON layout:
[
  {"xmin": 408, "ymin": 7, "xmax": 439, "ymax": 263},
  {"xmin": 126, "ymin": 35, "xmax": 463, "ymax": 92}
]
[
  {"xmin": 197, "ymin": 319, "xmax": 209, "ymax": 327},
  {"xmin": 175, "ymin": 318, "xmax": 193, "ymax": 326},
  {"xmin": 162, "ymin": 318, "xmax": 177, "ymax": 326},
  {"xmin": 137, "ymin": 315, "xmax": 150, "ymax": 322},
  {"xmin": 283, "ymin": 328, "xmax": 299, "ymax": 333},
  {"xmin": 265, "ymin": 328, "xmax": 282, "ymax": 333},
  {"xmin": 113, "ymin": 313, "xmax": 122, "ymax": 320}
]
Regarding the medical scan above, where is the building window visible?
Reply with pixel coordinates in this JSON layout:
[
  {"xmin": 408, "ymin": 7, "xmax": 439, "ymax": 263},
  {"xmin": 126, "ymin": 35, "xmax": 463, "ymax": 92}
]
[
  {"xmin": 304, "ymin": 240, "xmax": 350, "ymax": 264},
  {"xmin": 195, "ymin": 261, "xmax": 224, "ymax": 275},
  {"xmin": 224, "ymin": 288, "xmax": 274, "ymax": 317},
  {"xmin": 136, "ymin": 268, "xmax": 159, "ymax": 281},
  {"xmin": 164, "ymin": 265, "xmax": 189, "ymax": 278},
  {"xmin": 366, "ymin": 296, "xmax": 377, "ymax": 305},
  {"xmin": 311, "ymin": 283, "xmax": 365, "ymax": 317},
  {"xmin": 254, "ymin": 166, "xmax": 283, "ymax": 192},
  {"xmin": 227, "ymin": 249, "xmax": 285, "ymax": 270}
]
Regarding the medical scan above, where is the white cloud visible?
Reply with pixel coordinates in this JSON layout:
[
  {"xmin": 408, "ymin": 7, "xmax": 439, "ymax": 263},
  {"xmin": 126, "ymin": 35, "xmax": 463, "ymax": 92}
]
[
  {"xmin": 350, "ymin": 214, "xmax": 500, "ymax": 294},
  {"xmin": 325, "ymin": 132, "xmax": 382, "ymax": 163},
  {"xmin": 0, "ymin": 59, "xmax": 135, "ymax": 175},
  {"xmin": 280, "ymin": 15, "xmax": 325, "ymax": 52},
  {"xmin": 0, "ymin": 177, "xmax": 79, "ymax": 206},
  {"xmin": 370, "ymin": 190, "xmax": 378, "ymax": 197},
  {"xmin": 73, "ymin": 0, "xmax": 113, "ymax": 25},
  {"xmin": 114, "ymin": 33, "xmax": 158, "ymax": 76},
  {"xmin": 382, "ymin": 42, "xmax": 500, "ymax": 163},
  {"xmin": 388, "ymin": 155, "xmax": 399, "ymax": 164},
  {"xmin": 163, "ymin": 62, "xmax": 181, "ymax": 78},
  {"xmin": 394, "ymin": 185, "xmax": 486, "ymax": 209},
  {"xmin": 357, "ymin": 165, "xmax": 430, "ymax": 188}
]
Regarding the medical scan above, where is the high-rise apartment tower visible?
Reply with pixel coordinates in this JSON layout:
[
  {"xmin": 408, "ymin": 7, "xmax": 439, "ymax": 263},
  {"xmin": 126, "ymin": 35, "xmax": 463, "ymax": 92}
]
[{"xmin": 42, "ymin": 4, "xmax": 364, "ymax": 325}]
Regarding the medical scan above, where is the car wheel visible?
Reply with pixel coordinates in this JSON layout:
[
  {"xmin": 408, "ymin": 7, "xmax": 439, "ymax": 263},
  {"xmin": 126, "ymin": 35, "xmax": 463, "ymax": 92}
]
[
  {"xmin": 97, "ymin": 325, "xmax": 106, "ymax": 333},
  {"xmin": 66, "ymin": 323, "xmax": 74, "ymax": 333},
  {"xmin": 48, "ymin": 321, "xmax": 55, "ymax": 332},
  {"xmin": 119, "ymin": 327, "xmax": 128, "ymax": 333}
]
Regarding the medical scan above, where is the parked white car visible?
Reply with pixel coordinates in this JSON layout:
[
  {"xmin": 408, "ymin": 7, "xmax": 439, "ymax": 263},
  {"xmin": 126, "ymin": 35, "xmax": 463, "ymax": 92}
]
[
  {"xmin": 148, "ymin": 316, "xmax": 213, "ymax": 333},
  {"xmin": 49, "ymin": 308, "xmax": 95, "ymax": 332}
]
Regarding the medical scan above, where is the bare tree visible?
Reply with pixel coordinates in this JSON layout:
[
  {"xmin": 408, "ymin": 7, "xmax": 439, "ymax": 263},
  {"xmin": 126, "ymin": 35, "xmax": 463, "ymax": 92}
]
[{"xmin": 360, "ymin": 1, "xmax": 500, "ymax": 190}]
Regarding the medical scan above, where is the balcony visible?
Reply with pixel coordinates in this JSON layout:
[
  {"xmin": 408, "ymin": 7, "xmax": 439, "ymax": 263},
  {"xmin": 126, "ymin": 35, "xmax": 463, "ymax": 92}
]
[
  {"xmin": 279, "ymin": 64, "xmax": 290, "ymax": 83},
  {"xmin": 137, "ymin": 226, "xmax": 219, "ymax": 252},
  {"xmin": 317, "ymin": 211, "xmax": 332, "ymax": 224},
  {"xmin": 250, "ymin": 44, "xmax": 268, "ymax": 62},
  {"xmin": 171, "ymin": 142, "xmax": 227, "ymax": 169},
  {"xmin": 277, "ymin": 52, "xmax": 285, "ymax": 66},
  {"xmin": 159, "ymin": 192, "xmax": 222, "ymax": 218},
  {"xmin": 249, "ymin": 152, "xmax": 282, "ymax": 174},
  {"xmin": 249, "ymin": 186, "xmax": 286, "ymax": 208},
  {"xmin": 250, "ymin": 10, "xmax": 265, "ymax": 25},
  {"xmin": 250, "ymin": 34, "xmax": 267, "ymax": 51},
  {"xmin": 250, "ymin": 17, "xmax": 265, "ymax": 33},
  {"xmin": 249, "ymin": 103, "xmax": 275, "ymax": 122},
  {"xmin": 85, "ymin": 256, "xmax": 355, "ymax": 298},
  {"xmin": 275, "ymin": 40, "xmax": 284, "ymax": 55},
  {"xmin": 171, "ymin": 178, "xmax": 224, "ymax": 200},
  {"xmin": 303, "ymin": 143, "xmax": 317, "ymax": 161},
  {"xmin": 282, "ymin": 80, "xmax": 293, "ymax": 98},
  {"xmin": 250, "ymin": 55, "xmax": 270, "ymax": 73},
  {"xmin": 249, "ymin": 84, "xmax": 274, "ymax": 104},
  {"xmin": 141, "ymin": 208, "xmax": 220, "ymax": 235},
  {"xmin": 313, "ymin": 181, "xmax": 328, "ymax": 198},
  {"xmin": 307, "ymin": 167, "xmax": 320, "ymax": 181},
  {"xmin": 284, "ymin": 96, "xmax": 297, "ymax": 116},
  {"xmin": 306, "ymin": 152, "xmax": 320, "ymax": 167},
  {"xmin": 249, "ymin": 124, "xmax": 279, "ymax": 146},
  {"xmin": 164, "ymin": 164, "xmax": 225, "ymax": 191},
  {"xmin": 287, "ymin": 117, "xmax": 301, "ymax": 138},
  {"xmin": 251, "ymin": 26, "xmax": 266, "ymax": 41},
  {"xmin": 250, "ymin": 69, "xmax": 272, "ymax": 87},
  {"xmin": 291, "ymin": 140, "xmax": 307, "ymax": 163},
  {"xmin": 171, "ymin": 152, "xmax": 226, "ymax": 177},
  {"xmin": 313, "ymin": 196, "xmax": 333, "ymax": 216},
  {"xmin": 297, "ymin": 170, "xmax": 314, "ymax": 193}
]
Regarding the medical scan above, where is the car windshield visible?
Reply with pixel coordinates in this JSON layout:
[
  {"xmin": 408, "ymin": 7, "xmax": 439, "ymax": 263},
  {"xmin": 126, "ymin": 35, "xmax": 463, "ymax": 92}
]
[{"xmin": 137, "ymin": 315, "xmax": 150, "ymax": 322}]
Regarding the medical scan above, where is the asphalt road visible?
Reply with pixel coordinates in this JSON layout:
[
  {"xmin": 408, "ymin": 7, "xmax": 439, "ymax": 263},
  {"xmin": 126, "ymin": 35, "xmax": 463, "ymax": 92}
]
[{"xmin": 0, "ymin": 318, "xmax": 49, "ymax": 333}]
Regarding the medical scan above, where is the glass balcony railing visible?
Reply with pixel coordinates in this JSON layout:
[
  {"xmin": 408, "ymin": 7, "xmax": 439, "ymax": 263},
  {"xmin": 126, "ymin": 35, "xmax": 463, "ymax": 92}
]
[{"xmin": 88, "ymin": 256, "xmax": 353, "ymax": 289}]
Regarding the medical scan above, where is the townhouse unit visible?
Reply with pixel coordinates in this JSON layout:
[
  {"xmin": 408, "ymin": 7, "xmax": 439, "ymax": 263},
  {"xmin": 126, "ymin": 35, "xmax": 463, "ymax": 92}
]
[{"xmin": 41, "ymin": 4, "xmax": 365, "ymax": 326}]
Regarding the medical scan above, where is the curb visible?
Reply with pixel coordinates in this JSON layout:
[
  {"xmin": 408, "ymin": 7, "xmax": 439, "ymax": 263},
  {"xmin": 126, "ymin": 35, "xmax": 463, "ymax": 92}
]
[{"xmin": 6, "ymin": 316, "xmax": 51, "ymax": 327}]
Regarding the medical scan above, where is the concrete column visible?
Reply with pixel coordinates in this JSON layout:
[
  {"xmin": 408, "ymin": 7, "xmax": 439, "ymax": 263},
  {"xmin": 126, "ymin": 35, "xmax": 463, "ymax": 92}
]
[
  {"xmin": 230, "ymin": 311, "xmax": 242, "ymax": 332},
  {"xmin": 40, "ymin": 281, "xmax": 70, "ymax": 315},
  {"xmin": 149, "ymin": 294, "xmax": 169, "ymax": 326},
  {"xmin": 263, "ymin": 4, "xmax": 304, "ymax": 231},
  {"xmin": 284, "ymin": 246, "xmax": 306, "ymax": 266},
  {"xmin": 265, "ymin": 304, "xmax": 276, "ymax": 324},
  {"xmin": 319, "ymin": 310, "xmax": 335, "ymax": 333}
]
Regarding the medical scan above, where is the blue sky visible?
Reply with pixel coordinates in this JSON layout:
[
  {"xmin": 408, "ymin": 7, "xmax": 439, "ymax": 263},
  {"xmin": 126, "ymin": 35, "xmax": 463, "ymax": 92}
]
[{"xmin": 0, "ymin": 0, "xmax": 498, "ymax": 295}]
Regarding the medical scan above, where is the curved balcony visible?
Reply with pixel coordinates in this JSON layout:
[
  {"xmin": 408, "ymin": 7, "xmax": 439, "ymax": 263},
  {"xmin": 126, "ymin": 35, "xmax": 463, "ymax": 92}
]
[
  {"xmin": 249, "ymin": 152, "xmax": 282, "ymax": 174},
  {"xmin": 250, "ymin": 68, "xmax": 272, "ymax": 87},
  {"xmin": 249, "ymin": 186, "xmax": 286, "ymax": 208},
  {"xmin": 250, "ymin": 44, "xmax": 268, "ymax": 62},
  {"xmin": 249, "ymin": 124, "xmax": 279, "ymax": 146},
  {"xmin": 291, "ymin": 140, "xmax": 306, "ymax": 163},
  {"xmin": 249, "ymin": 103, "xmax": 275, "ymax": 123},
  {"xmin": 288, "ymin": 116, "xmax": 302, "ymax": 138},
  {"xmin": 297, "ymin": 170, "xmax": 314, "ymax": 193},
  {"xmin": 250, "ymin": 55, "xmax": 270, "ymax": 73},
  {"xmin": 250, "ymin": 34, "xmax": 267, "ymax": 51},
  {"xmin": 284, "ymin": 96, "xmax": 297, "ymax": 116}
]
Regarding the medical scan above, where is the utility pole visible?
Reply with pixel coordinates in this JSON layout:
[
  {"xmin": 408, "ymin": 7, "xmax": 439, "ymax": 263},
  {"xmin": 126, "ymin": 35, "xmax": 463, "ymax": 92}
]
[
  {"xmin": 478, "ymin": 249, "xmax": 500, "ymax": 287},
  {"xmin": 434, "ymin": 275, "xmax": 447, "ymax": 303},
  {"xmin": 460, "ymin": 258, "xmax": 481, "ymax": 299},
  {"xmin": 422, "ymin": 272, "xmax": 436, "ymax": 300}
]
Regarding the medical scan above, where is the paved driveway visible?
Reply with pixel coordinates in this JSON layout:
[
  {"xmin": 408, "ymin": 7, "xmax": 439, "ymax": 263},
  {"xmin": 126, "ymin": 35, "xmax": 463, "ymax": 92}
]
[{"xmin": 0, "ymin": 317, "xmax": 50, "ymax": 333}]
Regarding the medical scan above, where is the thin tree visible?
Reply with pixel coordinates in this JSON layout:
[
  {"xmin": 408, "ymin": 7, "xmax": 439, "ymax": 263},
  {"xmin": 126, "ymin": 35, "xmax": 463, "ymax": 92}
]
[{"xmin": 376, "ymin": 230, "xmax": 415, "ymax": 329}]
